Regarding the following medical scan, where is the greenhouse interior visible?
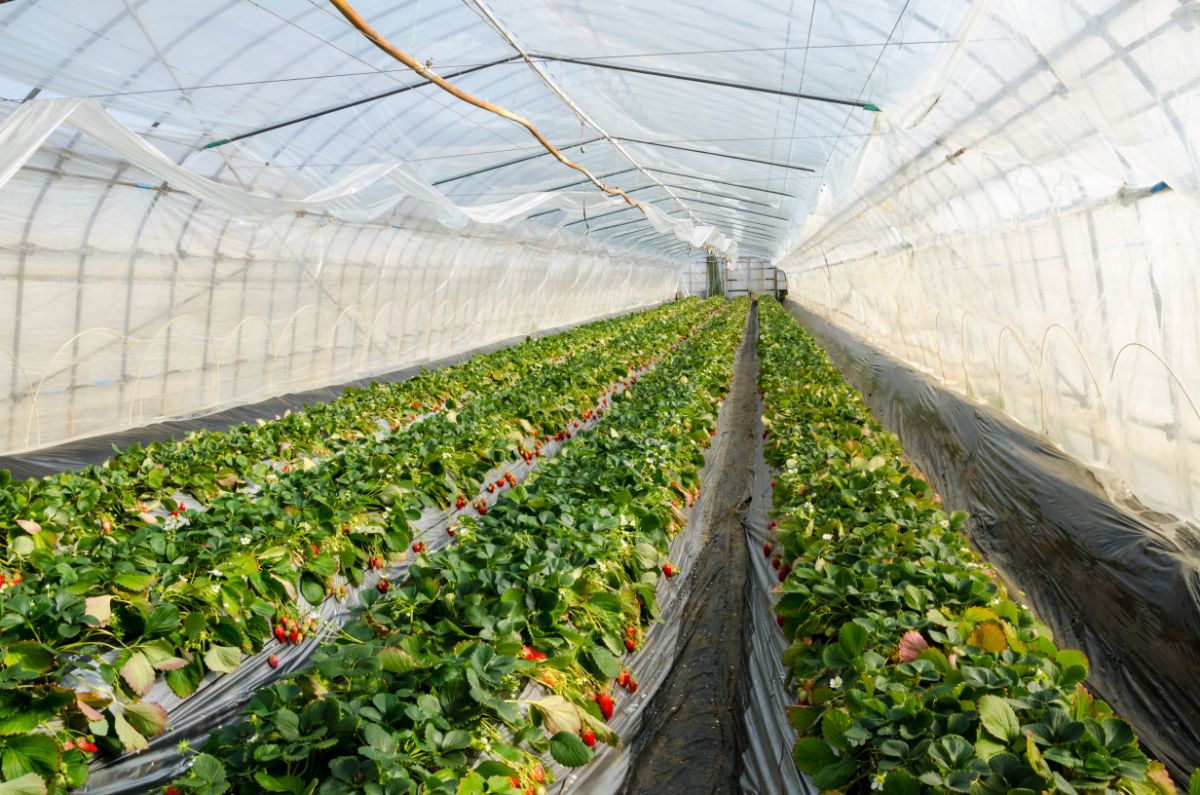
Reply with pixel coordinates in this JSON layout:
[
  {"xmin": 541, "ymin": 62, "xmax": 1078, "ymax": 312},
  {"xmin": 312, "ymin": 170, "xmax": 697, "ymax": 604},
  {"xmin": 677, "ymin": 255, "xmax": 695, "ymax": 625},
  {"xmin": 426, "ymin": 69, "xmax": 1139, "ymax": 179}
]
[{"xmin": 0, "ymin": 0, "xmax": 1198, "ymax": 793}]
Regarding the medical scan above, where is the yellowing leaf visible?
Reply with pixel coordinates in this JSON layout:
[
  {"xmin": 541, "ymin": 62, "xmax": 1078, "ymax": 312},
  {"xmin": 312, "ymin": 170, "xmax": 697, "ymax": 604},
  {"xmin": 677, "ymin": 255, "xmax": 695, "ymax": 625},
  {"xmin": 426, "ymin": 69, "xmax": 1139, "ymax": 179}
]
[
  {"xmin": 968, "ymin": 623, "xmax": 1008, "ymax": 653},
  {"xmin": 203, "ymin": 645, "xmax": 243, "ymax": 674},
  {"xmin": 378, "ymin": 647, "xmax": 417, "ymax": 674},
  {"xmin": 528, "ymin": 695, "xmax": 582, "ymax": 734},
  {"xmin": 76, "ymin": 696, "xmax": 105, "ymax": 722},
  {"xmin": 962, "ymin": 606, "xmax": 999, "ymax": 624},
  {"xmin": 15, "ymin": 519, "xmax": 41, "ymax": 535},
  {"xmin": 0, "ymin": 772, "xmax": 48, "ymax": 794},
  {"xmin": 141, "ymin": 643, "xmax": 187, "ymax": 671},
  {"xmin": 112, "ymin": 710, "xmax": 149, "ymax": 752},
  {"xmin": 120, "ymin": 652, "xmax": 157, "ymax": 696},
  {"xmin": 84, "ymin": 595, "xmax": 113, "ymax": 627},
  {"xmin": 123, "ymin": 702, "xmax": 169, "ymax": 739}
]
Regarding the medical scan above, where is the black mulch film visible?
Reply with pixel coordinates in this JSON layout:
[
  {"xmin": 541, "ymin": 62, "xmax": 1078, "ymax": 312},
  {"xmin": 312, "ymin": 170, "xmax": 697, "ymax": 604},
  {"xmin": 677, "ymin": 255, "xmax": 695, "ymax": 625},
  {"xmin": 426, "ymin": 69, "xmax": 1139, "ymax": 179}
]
[
  {"xmin": 621, "ymin": 302, "xmax": 761, "ymax": 795},
  {"xmin": 785, "ymin": 301, "xmax": 1200, "ymax": 783}
]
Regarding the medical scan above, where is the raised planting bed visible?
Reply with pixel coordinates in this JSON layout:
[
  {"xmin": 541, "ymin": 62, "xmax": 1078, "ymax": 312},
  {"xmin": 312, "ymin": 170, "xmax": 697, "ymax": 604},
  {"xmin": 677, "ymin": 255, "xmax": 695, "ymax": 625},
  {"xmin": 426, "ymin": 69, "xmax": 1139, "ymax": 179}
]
[
  {"xmin": 164, "ymin": 299, "xmax": 751, "ymax": 794},
  {"xmin": 755, "ymin": 297, "xmax": 1197, "ymax": 795},
  {"xmin": 0, "ymin": 298, "xmax": 720, "ymax": 793}
]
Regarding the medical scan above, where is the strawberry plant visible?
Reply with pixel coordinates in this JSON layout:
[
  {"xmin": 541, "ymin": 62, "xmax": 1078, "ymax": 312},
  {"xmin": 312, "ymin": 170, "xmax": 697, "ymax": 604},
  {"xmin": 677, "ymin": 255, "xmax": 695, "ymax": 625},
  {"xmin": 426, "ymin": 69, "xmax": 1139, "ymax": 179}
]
[
  {"xmin": 757, "ymin": 297, "xmax": 1198, "ymax": 795},
  {"xmin": 0, "ymin": 298, "xmax": 723, "ymax": 792},
  {"xmin": 164, "ymin": 300, "xmax": 751, "ymax": 793}
]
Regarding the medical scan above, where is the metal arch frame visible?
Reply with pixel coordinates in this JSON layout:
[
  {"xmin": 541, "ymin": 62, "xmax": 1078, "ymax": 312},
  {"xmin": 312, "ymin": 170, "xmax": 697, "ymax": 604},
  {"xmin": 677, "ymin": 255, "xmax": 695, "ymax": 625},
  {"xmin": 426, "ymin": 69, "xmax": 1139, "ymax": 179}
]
[
  {"xmin": 462, "ymin": 0, "xmax": 724, "ymax": 252},
  {"xmin": 432, "ymin": 135, "xmax": 605, "ymax": 185},
  {"xmin": 645, "ymin": 168, "xmax": 801, "ymax": 198},
  {"xmin": 531, "ymin": 54, "xmax": 880, "ymax": 111}
]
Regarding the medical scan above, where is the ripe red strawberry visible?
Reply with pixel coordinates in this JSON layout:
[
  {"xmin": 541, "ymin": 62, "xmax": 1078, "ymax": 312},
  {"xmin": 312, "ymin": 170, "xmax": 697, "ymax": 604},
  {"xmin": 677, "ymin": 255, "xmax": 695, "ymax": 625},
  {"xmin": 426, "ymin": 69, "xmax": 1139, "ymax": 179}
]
[
  {"xmin": 310, "ymin": 544, "xmax": 319, "ymax": 557},
  {"xmin": 509, "ymin": 776, "xmax": 521, "ymax": 789},
  {"xmin": 447, "ymin": 527, "xmax": 456, "ymax": 538},
  {"xmin": 778, "ymin": 566, "xmax": 790, "ymax": 582},
  {"xmin": 596, "ymin": 692, "xmax": 615, "ymax": 720},
  {"xmin": 477, "ymin": 503, "xmax": 488, "ymax": 516},
  {"xmin": 625, "ymin": 626, "xmax": 636, "ymax": 637},
  {"xmin": 80, "ymin": 741, "xmax": 97, "ymax": 753},
  {"xmin": 289, "ymin": 630, "xmax": 301, "ymax": 644},
  {"xmin": 268, "ymin": 655, "xmax": 279, "ymax": 669},
  {"xmin": 627, "ymin": 678, "xmax": 639, "ymax": 694},
  {"xmin": 624, "ymin": 638, "xmax": 636, "ymax": 651},
  {"xmin": 580, "ymin": 728, "xmax": 596, "ymax": 748},
  {"xmin": 771, "ymin": 557, "xmax": 781, "ymax": 570},
  {"xmin": 165, "ymin": 787, "xmax": 182, "ymax": 795},
  {"xmin": 377, "ymin": 580, "xmax": 389, "ymax": 594},
  {"xmin": 616, "ymin": 670, "xmax": 630, "ymax": 687},
  {"xmin": 662, "ymin": 563, "xmax": 676, "ymax": 578},
  {"xmin": 274, "ymin": 625, "xmax": 286, "ymax": 643},
  {"xmin": 776, "ymin": 614, "xmax": 786, "ymax": 627},
  {"xmin": 455, "ymin": 495, "xmax": 466, "ymax": 510},
  {"xmin": 763, "ymin": 542, "xmax": 773, "ymax": 557},
  {"xmin": 412, "ymin": 542, "xmax": 424, "ymax": 554}
]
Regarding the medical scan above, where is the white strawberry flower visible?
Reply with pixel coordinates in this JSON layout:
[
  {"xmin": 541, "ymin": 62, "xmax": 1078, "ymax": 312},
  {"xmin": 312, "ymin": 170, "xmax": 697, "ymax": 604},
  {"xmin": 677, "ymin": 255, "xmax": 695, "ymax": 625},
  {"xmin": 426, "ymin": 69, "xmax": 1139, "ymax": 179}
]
[
  {"xmin": 829, "ymin": 676, "xmax": 843, "ymax": 689},
  {"xmin": 240, "ymin": 536, "xmax": 251, "ymax": 545},
  {"xmin": 821, "ymin": 533, "xmax": 833, "ymax": 541},
  {"xmin": 871, "ymin": 772, "xmax": 886, "ymax": 790}
]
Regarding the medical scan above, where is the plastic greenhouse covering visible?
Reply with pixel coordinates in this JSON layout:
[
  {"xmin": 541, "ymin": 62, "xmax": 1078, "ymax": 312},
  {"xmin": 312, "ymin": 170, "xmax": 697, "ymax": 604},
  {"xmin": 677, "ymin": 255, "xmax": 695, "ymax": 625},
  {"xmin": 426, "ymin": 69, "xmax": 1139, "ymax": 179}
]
[{"xmin": 2, "ymin": 0, "xmax": 1200, "ymax": 791}]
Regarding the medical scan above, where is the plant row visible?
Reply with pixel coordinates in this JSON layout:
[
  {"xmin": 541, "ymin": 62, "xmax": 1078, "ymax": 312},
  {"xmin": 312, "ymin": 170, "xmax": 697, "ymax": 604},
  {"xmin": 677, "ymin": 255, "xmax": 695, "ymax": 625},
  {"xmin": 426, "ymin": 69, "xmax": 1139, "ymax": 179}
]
[
  {"xmin": 0, "ymin": 299, "xmax": 687, "ymax": 541},
  {"xmin": 756, "ymin": 297, "xmax": 1193, "ymax": 795},
  {"xmin": 0, "ymin": 298, "xmax": 722, "ymax": 793},
  {"xmin": 165, "ymin": 298, "xmax": 751, "ymax": 795}
]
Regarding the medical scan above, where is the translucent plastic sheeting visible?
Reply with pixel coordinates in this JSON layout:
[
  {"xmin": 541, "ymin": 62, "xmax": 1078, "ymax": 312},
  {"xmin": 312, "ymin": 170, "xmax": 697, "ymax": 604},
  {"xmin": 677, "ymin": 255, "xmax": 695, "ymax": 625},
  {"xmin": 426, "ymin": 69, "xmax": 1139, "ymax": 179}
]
[
  {"xmin": 0, "ymin": 0, "xmax": 976, "ymax": 278},
  {"xmin": 778, "ymin": 0, "xmax": 1200, "ymax": 526},
  {"xmin": 0, "ymin": 95, "xmax": 686, "ymax": 454},
  {"xmin": 0, "ymin": 301, "xmax": 655, "ymax": 481},
  {"xmin": 0, "ymin": 0, "xmax": 985, "ymax": 455}
]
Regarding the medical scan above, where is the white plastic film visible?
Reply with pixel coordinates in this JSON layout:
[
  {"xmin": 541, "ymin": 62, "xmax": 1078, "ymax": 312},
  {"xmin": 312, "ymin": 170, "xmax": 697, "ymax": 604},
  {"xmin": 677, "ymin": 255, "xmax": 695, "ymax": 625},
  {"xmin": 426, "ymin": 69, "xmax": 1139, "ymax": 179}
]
[{"xmin": 779, "ymin": 0, "xmax": 1200, "ymax": 525}]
